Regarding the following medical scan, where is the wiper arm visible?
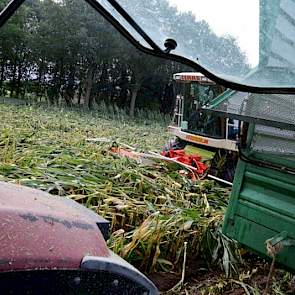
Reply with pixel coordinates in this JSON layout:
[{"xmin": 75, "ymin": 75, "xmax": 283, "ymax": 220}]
[{"xmin": 0, "ymin": 0, "xmax": 25, "ymax": 28}]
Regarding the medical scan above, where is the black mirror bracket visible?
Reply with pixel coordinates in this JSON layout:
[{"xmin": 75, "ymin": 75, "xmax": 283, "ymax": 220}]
[{"xmin": 164, "ymin": 38, "xmax": 177, "ymax": 53}]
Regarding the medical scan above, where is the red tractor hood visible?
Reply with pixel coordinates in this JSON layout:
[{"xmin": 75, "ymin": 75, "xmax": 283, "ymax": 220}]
[{"xmin": 0, "ymin": 181, "xmax": 110, "ymax": 272}]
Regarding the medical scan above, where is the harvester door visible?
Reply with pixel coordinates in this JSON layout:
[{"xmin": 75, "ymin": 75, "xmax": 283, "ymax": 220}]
[{"xmin": 171, "ymin": 94, "xmax": 184, "ymax": 127}]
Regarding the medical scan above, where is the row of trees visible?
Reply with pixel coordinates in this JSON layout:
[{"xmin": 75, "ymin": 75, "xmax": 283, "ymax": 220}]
[{"xmin": 0, "ymin": 0, "xmax": 249, "ymax": 116}]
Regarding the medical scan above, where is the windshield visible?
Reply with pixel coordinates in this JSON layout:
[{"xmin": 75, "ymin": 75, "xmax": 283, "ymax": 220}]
[{"xmin": 97, "ymin": 0, "xmax": 295, "ymax": 89}]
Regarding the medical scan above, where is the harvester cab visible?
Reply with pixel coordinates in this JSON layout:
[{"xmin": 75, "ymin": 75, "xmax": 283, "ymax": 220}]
[
  {"xmin": 168, "ymin": 72, "xmax": 239, "ymax": 182},
  {"xmin": 170, "ymin": 72, "xmax": 239, "ymax": 151}
]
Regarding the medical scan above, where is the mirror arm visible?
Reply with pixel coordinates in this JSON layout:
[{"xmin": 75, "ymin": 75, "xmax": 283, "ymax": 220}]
[{"xmin": 106, "ymin": 0, "xmax": 162, "ymax": 52}]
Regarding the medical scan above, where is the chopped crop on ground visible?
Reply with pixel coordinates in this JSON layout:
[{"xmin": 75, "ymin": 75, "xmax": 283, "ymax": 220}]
[{"xmin": 0, "ymin": 103, "xmax": 293, "ymax": 294}]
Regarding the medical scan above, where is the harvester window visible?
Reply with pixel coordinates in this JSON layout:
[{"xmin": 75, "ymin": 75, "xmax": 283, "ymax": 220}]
[
  {"xmin": 179, "ymin": 82, "xmax": 226, "ymax": 139},
  {"xmin": 227, "ymin": 119, "xmax": 239, "ymax": 140}
]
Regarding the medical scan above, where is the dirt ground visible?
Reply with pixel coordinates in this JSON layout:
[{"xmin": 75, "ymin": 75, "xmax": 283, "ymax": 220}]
[{"xmin": 149, "ymin": 255, "xmax": 295, "ymax": 294}]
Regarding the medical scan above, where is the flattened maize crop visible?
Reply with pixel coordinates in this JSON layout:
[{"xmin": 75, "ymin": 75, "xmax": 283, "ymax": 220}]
[{"xmin": 0, "ymin": 103, "xmax": 240, "ymax": 275}]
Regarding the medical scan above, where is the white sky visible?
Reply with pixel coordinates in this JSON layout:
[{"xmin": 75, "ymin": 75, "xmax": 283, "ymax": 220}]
[{"xmin": 168, "ymin": 0, "xmax": 259, "ymax": 66}]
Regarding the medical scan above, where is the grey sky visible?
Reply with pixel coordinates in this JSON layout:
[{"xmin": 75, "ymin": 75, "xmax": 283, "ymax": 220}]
[{"xmin": 168, "ymin": 0, "xmax": 259, "ymax": 66}]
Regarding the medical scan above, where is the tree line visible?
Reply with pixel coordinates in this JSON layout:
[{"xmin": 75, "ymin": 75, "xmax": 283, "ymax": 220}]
[{"xmin": 0, "ymin": 0, "xmax": 249, "ymax": 116}]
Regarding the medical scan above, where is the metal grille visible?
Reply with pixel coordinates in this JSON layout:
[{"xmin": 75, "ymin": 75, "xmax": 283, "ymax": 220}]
[
  {"xmin": 209, "ymin": 92, "xmax": 295, "ymax": 130},
  {"xmin": 251, "ymin": 125, "xmax": 295, "ymax": 156}
]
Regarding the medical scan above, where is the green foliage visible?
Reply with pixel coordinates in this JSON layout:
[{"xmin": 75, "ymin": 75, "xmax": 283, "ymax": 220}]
[{"xmin": 0, "ymin": 0, "xmax": 249, "ymax": 113}]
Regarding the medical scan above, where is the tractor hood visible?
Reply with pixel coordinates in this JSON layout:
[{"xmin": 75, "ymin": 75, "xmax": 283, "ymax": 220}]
[
  {"xmin": 0, "ymin": 181, "xmax": 110, "ymax": 272},
  {"xmin": 0, "ymin": 181, "xmax": 158, "ymax": 294}
]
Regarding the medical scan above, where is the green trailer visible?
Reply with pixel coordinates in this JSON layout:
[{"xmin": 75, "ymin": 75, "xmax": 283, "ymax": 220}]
[
  {"xmin": 206, "ymin": 89, "xmax": 295, "ymax": 270},
  {"xmin": 205, "ymin": 0, "xmax": 295, "ymax": 270}
]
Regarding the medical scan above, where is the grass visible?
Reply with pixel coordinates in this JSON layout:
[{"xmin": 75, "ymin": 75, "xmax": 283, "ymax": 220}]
[{"xmin": 0, "ymin": 102, "xmax": 293, "ymax": 294}]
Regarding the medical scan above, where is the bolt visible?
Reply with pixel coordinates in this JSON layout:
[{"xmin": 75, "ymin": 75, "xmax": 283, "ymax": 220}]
[
  {"xmin": 112, "ymin": 279, "xmax": 119, "ymax": 287},
  {"xmin": 73, "ymin": 276, "xmax": 81, "ymax": 286}
]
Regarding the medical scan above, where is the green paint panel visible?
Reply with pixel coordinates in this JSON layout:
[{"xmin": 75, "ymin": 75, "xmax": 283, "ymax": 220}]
[
  {"xmin": 230, "ymin": 216, "xmax": 295, "ymax": 270},
  {"xmin": 223, "ymin": 159, "xmax": 295, "ymax": 270},
  {"xmin": 184, "ymin": 145, "xmax": 215, "ymax": 161}
]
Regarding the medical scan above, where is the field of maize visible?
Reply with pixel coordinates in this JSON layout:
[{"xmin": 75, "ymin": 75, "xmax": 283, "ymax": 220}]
[{"xmin": 0, "ymin": 102, "xmax": 293, "ymax": 294}]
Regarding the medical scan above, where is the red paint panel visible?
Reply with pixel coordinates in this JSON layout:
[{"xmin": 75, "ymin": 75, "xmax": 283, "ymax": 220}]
[{"xmin": 0, "ymin": 182, "xmax": 110, "ymax": 271}]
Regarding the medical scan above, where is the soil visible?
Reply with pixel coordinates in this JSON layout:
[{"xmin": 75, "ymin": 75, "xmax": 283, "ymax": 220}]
[{"xmin": 148, "ymin": 256, "xmax": 295, "ymax": 294}]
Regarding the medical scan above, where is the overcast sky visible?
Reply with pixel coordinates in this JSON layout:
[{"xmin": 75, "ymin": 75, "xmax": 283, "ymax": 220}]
[{"xmin": 168, "ymin": 0, "xmax": 259, "ymax": 66}]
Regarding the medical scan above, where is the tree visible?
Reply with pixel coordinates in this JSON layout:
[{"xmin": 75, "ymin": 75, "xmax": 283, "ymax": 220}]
[{"xmin": 0, "ymin": 0, "xmax": 249, "ymax": 113}]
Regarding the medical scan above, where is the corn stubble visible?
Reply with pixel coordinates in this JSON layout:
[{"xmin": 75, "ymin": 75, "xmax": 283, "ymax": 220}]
[{"xmin": 0, "ymin": 104, "xmax": 241, "ymax": 276}]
